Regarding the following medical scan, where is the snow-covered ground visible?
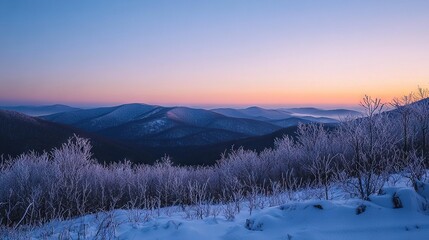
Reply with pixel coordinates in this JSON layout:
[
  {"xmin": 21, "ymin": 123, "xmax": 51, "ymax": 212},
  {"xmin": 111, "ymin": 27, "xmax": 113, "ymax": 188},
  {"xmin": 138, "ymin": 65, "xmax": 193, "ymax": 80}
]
[{"xmin": 4, "ymin": 180, "xmax": 429, "ymax": 240}]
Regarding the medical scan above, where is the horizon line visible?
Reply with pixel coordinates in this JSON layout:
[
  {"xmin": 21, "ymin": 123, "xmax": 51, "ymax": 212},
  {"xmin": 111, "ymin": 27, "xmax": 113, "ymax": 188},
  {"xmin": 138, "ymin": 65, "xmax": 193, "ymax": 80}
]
[{"xmin": 0, "ymin": 101, "xmax": 364, "ymax": 111}]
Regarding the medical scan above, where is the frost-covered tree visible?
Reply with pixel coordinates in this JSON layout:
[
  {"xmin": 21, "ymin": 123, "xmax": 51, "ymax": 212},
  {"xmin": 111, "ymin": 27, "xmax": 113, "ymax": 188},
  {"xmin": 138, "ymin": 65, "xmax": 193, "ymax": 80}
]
[
  {"xmin": 391, "ymin": 94, "xmax": 414, "ymax": 154},
  {"xmin": 296, "ymin": 123, "xmax": 337, "ymax": 200},
  {"xmin": 2, "ymin": 89, "xmax": 429, "ymax": 227},
  {"xmin": 338, "ymin": 96, "xmax": 400, "ymax": 199},
  {"xmin": 411, "ymin": 87, "xmax": 429, "ymax": 157}
]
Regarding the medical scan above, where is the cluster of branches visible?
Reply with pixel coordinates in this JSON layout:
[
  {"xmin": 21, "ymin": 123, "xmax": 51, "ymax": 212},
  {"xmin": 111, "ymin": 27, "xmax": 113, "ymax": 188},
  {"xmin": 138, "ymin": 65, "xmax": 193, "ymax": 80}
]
[{"xmin": 1, "ymin": 88, "xmax": 428, "ymax": 227}]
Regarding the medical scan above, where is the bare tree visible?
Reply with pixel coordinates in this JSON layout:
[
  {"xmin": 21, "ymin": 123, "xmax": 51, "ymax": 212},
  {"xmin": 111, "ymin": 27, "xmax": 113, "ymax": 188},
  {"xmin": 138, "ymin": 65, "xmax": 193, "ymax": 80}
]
[
  {"xmin": 391, "ymin": 94, "xmax": 414, "ymax": 154},
  {"xmin": 400, "ymin": 150, "xmax": 427, "ymax": 190},
  {"xmin": 411, "ymin": 86, "xmax": 429, "ymax": 157},
  {"xmin": 3, "ymin": 89, "xmax": 428, "ymax": 228},
  {"xmin": 339, "ymin": 96, "xmax": 400, "ymax": 199},
  {"xmin": 297, "ymin": 123, "xmax": 337, "ymax": 200}
]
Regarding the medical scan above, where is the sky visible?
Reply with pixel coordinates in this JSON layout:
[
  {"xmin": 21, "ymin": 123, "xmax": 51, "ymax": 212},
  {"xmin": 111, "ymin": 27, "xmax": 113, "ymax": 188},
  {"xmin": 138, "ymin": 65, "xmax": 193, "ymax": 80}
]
[{"xmin": 1, "ymin": 0, "xmax": 429, "ymax": 108}]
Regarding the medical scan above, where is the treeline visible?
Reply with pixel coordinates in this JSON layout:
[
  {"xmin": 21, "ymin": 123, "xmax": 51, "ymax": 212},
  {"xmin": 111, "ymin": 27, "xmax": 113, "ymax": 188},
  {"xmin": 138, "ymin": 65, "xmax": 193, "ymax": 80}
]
[{"xmin": 1, "ymin": 88, "xmax": 429, "ymax": 227}]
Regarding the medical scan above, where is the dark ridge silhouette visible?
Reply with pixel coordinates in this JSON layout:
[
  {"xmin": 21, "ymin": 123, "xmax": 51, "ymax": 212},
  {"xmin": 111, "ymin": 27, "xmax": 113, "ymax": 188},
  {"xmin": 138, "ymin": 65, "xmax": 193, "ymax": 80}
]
[
  {"xmin": 0, "ymin": 110, "xmax": 153, "ymax": 164},
  {"xmin": 0, "ymin": 104, "xmax": 80, "ymax": 116},
  {"xmin": 0, "ymin": 109, "xmax": 313, "ymax": 166}
]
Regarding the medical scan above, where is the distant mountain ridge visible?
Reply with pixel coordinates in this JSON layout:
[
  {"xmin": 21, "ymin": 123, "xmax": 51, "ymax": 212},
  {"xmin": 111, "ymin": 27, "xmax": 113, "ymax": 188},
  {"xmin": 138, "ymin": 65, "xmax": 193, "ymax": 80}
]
[
  {"xmin": 212, "ymin": 107, "xmax": 292, "ymax": 121},
  {"xmin": 0, "ymin": 109, "xmax": 153, "ymax": 163},
  {"xmin": 213, "ymin": 106, "xmax": 360, "ymax": 120},
  {"xmin": 0, "ymin": 104, "xmax": 80, "ymax": 116},
  {"xmin": 4, "ymin": 101, "xmax": 429, "ymax": 166},
  {"xmin": 0, "ymin": 103, "xmax": 361, "ymax": 165},
  {"xmin": 0, "ymin": 108, "xmax": 292, "ymax": 165},
  {"xmin": 42, "ymin": 104, "xmax": 283, "ymax": 147},
  {"xmin": 44, "ymin": 103, "xmax": 158, "ymax": 131},
  {"xmin": 40, "ymin": 103, "xmax": 360, "ymax": 147}
]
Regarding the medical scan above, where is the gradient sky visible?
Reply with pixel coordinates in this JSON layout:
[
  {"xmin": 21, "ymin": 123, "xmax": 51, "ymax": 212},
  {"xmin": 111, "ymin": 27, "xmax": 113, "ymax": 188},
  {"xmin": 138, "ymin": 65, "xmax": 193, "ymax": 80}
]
[{"xmin": 1, "ymin": 0, "xmax": 429, "ymax": 108}]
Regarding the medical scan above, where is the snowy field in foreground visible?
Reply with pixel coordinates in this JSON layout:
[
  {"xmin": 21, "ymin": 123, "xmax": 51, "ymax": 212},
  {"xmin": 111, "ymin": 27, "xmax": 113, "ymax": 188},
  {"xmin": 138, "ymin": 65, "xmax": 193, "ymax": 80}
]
[{"xmin": 5, "ymin": 183, "xmax": 429, "ymax": 240}]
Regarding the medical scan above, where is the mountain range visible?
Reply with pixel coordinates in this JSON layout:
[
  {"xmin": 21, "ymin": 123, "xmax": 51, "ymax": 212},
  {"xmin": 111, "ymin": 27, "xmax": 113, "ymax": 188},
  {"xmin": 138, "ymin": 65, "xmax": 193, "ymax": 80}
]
[
  {"xmin": 41, "ymin": 104, "xmax": 359, "ymax": 147},
  {"xmin": 0, "ymin": 104, "xmax": 80, "ymax": 116},
  {"xmin": 0, "ymin": 104, "xmax": 360, "ymax": 165},
  {"xmin": 0, "ymin": 109, "xmax": 152, "ymax": 163}
]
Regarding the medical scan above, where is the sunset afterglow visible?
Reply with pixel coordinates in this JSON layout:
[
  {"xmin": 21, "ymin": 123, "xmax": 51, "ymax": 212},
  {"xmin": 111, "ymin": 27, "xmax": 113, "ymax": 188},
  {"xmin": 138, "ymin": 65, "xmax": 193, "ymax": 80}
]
[{"xmin": 1, "ymin": 0, "xmax": 428, "ymax": 107}]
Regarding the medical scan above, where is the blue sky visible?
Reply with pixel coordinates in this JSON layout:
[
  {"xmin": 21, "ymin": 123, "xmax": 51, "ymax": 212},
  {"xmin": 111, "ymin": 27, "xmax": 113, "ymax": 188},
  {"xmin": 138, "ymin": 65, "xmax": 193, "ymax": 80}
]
[{"xmin": 1, "ymin": 0, "xmax": 429, "ymax": 107}]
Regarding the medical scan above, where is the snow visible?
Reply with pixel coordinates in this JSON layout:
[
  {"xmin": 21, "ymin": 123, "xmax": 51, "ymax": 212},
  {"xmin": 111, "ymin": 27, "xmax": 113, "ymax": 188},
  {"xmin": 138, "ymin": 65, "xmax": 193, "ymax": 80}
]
[
  {"xmin": 85, "ymin": 104, "xmax": 156, "ymax": 130},
  {"xmin": 9, "ymin": 185, "xmax": 429, "ymax": 240},
  {"xmin": 42, "ymin": 104, "xmax": 157, "ymax": 130},
  {"xmin": 245, "ymin": 199, "xmax": 429, "ymax": 240},
  {"xmin": 166, "ymin": 107, "xmax": 221, "ymax": 126}
]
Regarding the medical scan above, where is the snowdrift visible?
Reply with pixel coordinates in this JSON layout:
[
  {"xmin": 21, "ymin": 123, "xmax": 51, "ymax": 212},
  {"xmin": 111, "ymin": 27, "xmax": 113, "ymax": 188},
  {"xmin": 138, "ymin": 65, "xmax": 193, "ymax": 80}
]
[{"xmin": 8, "ymin": 185, "xmax": 429, "ymax": 240}]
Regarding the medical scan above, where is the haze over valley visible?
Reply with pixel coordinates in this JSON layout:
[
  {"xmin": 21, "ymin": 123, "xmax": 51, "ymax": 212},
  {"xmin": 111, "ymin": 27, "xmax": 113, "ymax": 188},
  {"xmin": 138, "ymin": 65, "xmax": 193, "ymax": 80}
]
[{"xmin": 0, "ymin": 104, "xmax": 359, "ymax": 165}]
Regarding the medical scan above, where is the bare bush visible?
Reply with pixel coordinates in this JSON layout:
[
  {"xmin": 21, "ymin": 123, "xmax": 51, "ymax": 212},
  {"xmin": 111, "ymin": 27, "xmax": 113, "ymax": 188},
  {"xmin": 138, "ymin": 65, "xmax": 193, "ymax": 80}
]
[
  {"xmin": 338, "ymin": 96, "xmax": 401, "ymax": 199},
  {"xmin": 2, "ymin": 89, "xmax": 429, "ymax": 227}
]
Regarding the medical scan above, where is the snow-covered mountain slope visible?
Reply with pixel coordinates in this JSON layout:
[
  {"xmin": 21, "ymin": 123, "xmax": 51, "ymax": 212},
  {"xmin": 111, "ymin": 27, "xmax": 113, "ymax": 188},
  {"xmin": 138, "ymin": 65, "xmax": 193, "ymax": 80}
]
[
  {"xmin": 0, "ymin": 104, "xmax": 80, "ymax": 116},
  {"xmin": 43, "ymin": 104, "xmax": 283, "ymax": 146},
  {"xmin": 40, "ymin": 104, "xmax": 362, "ymax": 148},
  {"xmin": 43, "ymin": 104, "xmax": 157, "ymax": 130},
  {"xmin": 16, "ymin": 185, "xmax": 429, "ymax": 240},
  {"xmin": 211, "ymin": 108, "xmax": 256, "ymax": 119},
  {"xmin": 0, "ymin": 110, "xmax": 151, "ymax": 163},
  {"xmin": 43, "ymin": 106, "xmax": 118, "ymax": 125},
  {"xmin": 0, "ymin": 109, "xmax": 297, "ymax": 165},
  {"xmin": 166, "ymin": 107, "xmax": 224, "ymax": 126},
  {"xmin": 97, "ymin": 111, "xmax": 281, "ymax": 146}
]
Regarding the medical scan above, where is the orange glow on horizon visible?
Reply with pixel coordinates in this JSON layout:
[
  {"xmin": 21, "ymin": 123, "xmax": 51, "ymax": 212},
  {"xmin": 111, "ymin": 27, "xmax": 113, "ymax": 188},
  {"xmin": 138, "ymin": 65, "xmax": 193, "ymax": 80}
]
[
  {"xmin": 3, "ymin": 82, "xmax": 422, "ymax": 108},
  {"xmin": 1, "ymin": 1, "xmax": 428, "ymax": 108}
]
